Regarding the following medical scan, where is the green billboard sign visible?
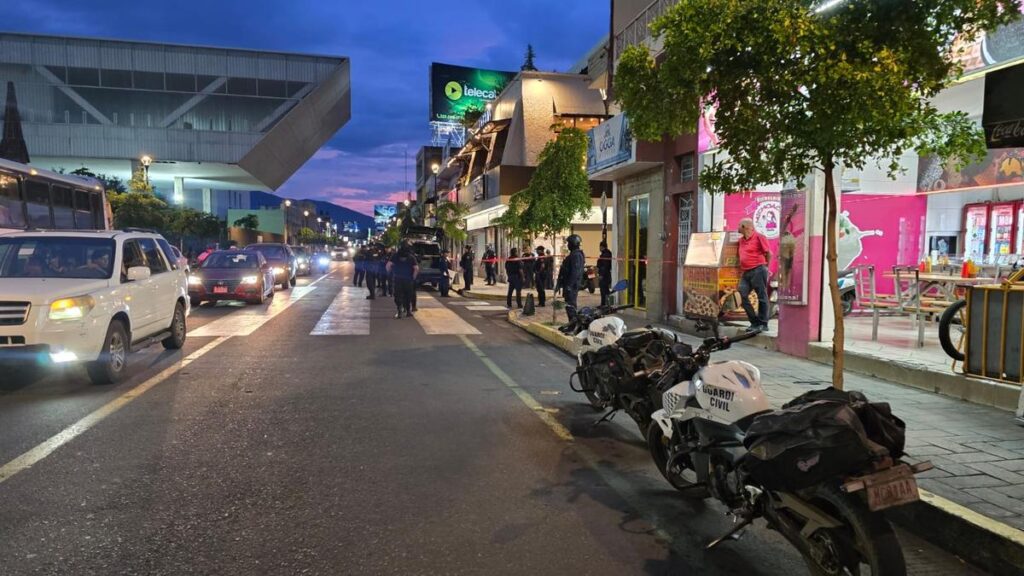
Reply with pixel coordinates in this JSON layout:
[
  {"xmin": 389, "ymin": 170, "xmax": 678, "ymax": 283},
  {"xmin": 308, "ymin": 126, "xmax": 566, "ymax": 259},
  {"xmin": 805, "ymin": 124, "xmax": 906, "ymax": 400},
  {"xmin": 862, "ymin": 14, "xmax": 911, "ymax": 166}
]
[{"xmin": 429, "ymin": 63, "xmax": 516, "ymax": 123}]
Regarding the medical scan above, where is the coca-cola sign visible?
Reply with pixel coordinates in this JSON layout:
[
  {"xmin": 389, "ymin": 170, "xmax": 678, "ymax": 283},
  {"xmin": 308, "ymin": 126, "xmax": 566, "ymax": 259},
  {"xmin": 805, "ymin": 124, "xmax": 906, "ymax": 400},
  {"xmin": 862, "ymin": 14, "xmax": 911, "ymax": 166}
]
[{"xmin": 983, "ymin": 62, "xmax": 1024, "ymax": 148}]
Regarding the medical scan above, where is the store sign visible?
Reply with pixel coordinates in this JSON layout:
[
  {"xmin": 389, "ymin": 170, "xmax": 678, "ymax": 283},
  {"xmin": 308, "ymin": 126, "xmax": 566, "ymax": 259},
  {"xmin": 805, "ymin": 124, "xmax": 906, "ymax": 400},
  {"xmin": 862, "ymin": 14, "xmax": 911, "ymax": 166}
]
[
  {"xmin": 373, "ymin": 204, "xmax": 396, "ymax": 233},
  {"xmin": 778, "ymin": 187, "xmax": 807, "ymax": 305},
  {"xmin": 983, "ymin": 62, "xmax": 1024, "ymax": 148},
  {"xmin": 917, "ymin": 148, "xmax": 1024, "ymax": 193},
  {"xmin": 952, "ymin": 15, "xmax": 1024, "ymax": 77},
  {"xmin": 429, "ymin": 63, "xmax": 515, "ymax": 123},
  {"xmin": 586, "ymin": 114, "xmax": 633, "ymax": 174}
]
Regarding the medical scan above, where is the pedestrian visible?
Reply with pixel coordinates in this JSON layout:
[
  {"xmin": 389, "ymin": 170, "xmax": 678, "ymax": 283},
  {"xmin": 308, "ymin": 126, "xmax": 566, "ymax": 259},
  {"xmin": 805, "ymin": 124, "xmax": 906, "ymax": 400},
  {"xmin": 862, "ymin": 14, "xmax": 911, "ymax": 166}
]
[
  {"xmin": 521, "ymin": 245, "xmax": 535, "ymax": 289},
  {"xmin": 387, "ymin": 239, "xmax": 419, "ymax": 318},
  {"xmin": 196, "ymin": 244, "xmax": 216, "ymax": 265},
  {"xmin": 364, "ymin": 246, "xmax": 379, "ymax": 300},
  {"xmin": 505, "ymin": 247, "xmax": 524, "ymax": 309},
  {"xmin": 353, "ymin": 247, "xmax": 365, "ymax": 287},
  {"xmin": 483, "ymin": 244, "xmax": 497, "ymax": 285},
  {"xmin": 555, "ymin": 234, "xmax": 585, "ymax": 322},
  {"xmin": 438, "ymin": 249, "xmax": 452, "ymax": 297},
  {"xmin": 534, "ymin": 246, "xmax": 549, "ymax": 307},
  {"xmin": 459, "ymin": 245, "xmax": 474, "ymax": 294},
  {"xmin": 738, "ymin": 217, "xmax": 772, "ymax": 333},
  {"xmin": 597, "ymin": 240, "xmax": 613, "ymax": 307}
]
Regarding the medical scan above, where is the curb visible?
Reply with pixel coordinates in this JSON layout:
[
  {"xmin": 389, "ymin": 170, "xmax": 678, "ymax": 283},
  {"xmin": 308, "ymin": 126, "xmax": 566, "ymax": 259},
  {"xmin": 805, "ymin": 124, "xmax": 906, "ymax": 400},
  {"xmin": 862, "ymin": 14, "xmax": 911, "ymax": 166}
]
[
  {"xmin": 506, "ymin": 312, "xmax": 1024, "ymax": 576},
  {"xmin": 463, "ymin": 290, "xmax": 507, "ymax": 302}
]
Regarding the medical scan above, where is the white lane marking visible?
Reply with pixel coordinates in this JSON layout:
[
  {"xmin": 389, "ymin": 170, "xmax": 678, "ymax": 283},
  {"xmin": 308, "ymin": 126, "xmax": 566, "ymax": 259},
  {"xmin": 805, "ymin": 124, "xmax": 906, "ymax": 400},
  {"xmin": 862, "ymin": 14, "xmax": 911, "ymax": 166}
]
[
  {"xmin": 0, "ymin": 336, "xmax": 229, "ymax": 485},
  {"xmin": 447, "ymin": 301, "xmax": 486, "ymax": 306},
  {"xmin": 190, "ymin": 286, "xmax": 316, "ymax": 337},
  {"xmin": 311, "ymin": 287, "xmax": 369, "ymax": 336},
  {"xmin": 412, "ymin": 293, "xmax": 481, "ymax": 335},
  {"xmin": 467, "ymin": 305, "xmax": 510, "ymax": 312}
]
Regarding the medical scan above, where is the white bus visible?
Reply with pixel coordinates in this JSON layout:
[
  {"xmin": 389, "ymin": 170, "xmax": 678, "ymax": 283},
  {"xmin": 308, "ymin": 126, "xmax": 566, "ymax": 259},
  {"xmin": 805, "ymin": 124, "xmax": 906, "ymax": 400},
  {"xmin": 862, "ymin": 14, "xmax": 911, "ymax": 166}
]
[{"xmin": 0, "ymin": 158, "xmax": 111, "ymax": 235}]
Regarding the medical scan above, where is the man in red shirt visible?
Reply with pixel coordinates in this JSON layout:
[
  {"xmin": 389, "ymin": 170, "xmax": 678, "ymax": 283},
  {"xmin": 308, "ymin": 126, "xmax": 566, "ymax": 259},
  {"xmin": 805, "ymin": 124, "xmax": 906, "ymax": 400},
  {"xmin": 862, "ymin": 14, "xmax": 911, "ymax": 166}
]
[{"xmin": 737, "ymin": 218, "xmax": 771, "ymax": 333}]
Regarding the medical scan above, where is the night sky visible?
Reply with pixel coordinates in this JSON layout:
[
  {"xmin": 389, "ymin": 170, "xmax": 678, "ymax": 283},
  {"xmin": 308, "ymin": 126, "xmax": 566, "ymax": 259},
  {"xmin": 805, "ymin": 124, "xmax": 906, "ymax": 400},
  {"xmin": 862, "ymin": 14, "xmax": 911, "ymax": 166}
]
[{"xmin": 8, "ymin": 0, "xmax": 608, "ymax": 215}]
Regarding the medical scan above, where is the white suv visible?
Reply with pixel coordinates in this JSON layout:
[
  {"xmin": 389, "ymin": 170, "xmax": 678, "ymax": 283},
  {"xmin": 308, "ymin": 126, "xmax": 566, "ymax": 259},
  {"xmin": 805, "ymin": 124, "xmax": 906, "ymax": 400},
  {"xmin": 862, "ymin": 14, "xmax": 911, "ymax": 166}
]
[{"xmin": 0, "ymin": 230, "xmax": 190, "ymax": 384}]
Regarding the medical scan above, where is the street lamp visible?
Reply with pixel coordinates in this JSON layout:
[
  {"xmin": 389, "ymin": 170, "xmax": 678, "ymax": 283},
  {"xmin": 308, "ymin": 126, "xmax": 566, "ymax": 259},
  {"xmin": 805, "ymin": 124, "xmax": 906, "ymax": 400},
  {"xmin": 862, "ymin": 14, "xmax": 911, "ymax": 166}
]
[
  {"xmin": 139, "ymin": 155, "xmax": 153, "ymax": 187},
  {"xmin": 281, "ymin": 199, "xmax": 293, "ymax": 243},
  {"xmin": 303, "ymin": 209, "xmax": 310, "ymax": 230}
]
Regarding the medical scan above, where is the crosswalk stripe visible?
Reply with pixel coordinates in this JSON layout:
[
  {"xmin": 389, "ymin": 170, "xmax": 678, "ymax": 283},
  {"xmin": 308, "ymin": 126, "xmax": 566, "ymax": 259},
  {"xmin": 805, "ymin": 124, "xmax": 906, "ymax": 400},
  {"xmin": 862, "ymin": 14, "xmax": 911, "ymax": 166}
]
[
  {"xmin": 412, "ymin": 293, "xmax": 481, "ymax": 335},
  {"xmin": 467, "ymin": 305, "xmax": 509, "ymax": 312},
  {"xmin": 447, "ymin": 301, "xmax": 486, "ymax": 306},
  {"xmin": 190, "ymin": 286, "xmax": 316, "ymax": 337},
  {"xmin": 311, "ymin": 287, "xmax": 370, "ymax": 335}
]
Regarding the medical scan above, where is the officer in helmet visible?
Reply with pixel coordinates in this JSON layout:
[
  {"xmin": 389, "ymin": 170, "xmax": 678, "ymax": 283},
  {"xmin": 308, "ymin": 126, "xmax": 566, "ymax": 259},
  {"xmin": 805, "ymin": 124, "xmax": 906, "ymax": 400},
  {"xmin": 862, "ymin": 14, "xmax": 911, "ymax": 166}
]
[{"xmin": 555, "ymin": 234, "xmax": 585, "ymax": 322}]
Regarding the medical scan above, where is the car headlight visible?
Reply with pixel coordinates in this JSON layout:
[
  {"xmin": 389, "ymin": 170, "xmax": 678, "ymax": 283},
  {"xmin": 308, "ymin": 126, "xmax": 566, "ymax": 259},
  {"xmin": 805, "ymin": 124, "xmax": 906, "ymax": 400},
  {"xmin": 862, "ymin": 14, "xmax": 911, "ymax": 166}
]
[
  {"xmin": 318, "ymin": 256, "xmax": 330, "ymax": 265},
  {"xmin": 188, "ymin": 275, "xmax": 203, "ymax": 285},
  {"xmin": 241, "ymin": 275, "xmax": 259, "ymax": 285},
  {"xmin": 271, "ymin": 267, "xmax": 284, "ymax": 275},
  {"xmin": 298, "ymin": 257, "xmax": 307, "ymax": 264},
  {"xmin": 49, "ymin": 295, "xmax": 96, "ymax": 320}
]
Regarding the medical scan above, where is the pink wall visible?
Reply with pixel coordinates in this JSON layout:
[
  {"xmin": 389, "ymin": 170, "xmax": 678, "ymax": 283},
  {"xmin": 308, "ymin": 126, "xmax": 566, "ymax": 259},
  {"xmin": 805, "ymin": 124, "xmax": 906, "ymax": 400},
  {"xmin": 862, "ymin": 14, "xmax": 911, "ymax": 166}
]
[
  {"xmin": 778, "ymin": 238, "xmax": 824, "ymax": 357},
  {"xmin": 839, "ymin": 194, "xmax": 927, "ymax": 293},
  {"xmin": 724, "ymin": 192, "xmax": 780, "ymax": 276}
]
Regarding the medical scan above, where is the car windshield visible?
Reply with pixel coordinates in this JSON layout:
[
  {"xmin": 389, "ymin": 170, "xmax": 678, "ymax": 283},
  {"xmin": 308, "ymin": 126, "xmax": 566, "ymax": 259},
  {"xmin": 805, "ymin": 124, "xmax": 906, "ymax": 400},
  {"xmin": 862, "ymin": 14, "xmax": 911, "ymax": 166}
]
[
  {"xmin": 203, "ymin": 252, "xmax": 259, "ymax": 269},
  {"xmin": 249, "ymin": 245, "xmax": 286, "ymax": 259},
  {"xmin": 292, "ymin": 247, "xmax": 308, "ymax": 257},
  {"xmin": 0, "ymin": 236, "xmax": 116, "ymax": 279}
]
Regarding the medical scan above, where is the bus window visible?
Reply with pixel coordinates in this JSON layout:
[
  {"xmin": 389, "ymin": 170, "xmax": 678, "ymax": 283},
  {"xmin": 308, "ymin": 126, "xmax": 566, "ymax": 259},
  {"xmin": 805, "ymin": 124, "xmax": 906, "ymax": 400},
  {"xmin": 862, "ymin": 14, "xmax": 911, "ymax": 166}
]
[
  {"xmin": 74, "ymin": 189, "xmax": 94, "ymax": 229},
  {"xmin": 0, "ymin": 171, "xmax": 26, "ymax": 229},
  {"xmin": 24, "ymin": 180, "xmax": 52, "ymax": 229},
  {"xmin": 89, "ymin": 192, "xmax": 104, "ymax": 229},
  {"xmin": 52, "ymin": 185, "xmax": 75, "ymax": 229}
]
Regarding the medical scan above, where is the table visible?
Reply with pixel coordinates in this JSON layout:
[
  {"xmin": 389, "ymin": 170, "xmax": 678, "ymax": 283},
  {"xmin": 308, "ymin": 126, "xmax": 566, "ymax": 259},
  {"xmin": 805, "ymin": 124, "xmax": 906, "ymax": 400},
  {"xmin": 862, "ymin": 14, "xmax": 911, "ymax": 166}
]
[{"xmin": 883, "ymin": 271, "xmax": 995, "ymax": 347}]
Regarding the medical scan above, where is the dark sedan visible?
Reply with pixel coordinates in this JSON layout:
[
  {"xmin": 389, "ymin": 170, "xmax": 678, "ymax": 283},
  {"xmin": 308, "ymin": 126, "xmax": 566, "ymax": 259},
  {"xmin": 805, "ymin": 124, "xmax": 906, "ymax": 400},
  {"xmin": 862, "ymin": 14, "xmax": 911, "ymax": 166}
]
[
  {"xmin": 188, "ymin": 250, "xmax": 275, "ymax": 306},
  {"xmin": 246, "ymin": 243, "xmax": 296, "ymax": 290}
]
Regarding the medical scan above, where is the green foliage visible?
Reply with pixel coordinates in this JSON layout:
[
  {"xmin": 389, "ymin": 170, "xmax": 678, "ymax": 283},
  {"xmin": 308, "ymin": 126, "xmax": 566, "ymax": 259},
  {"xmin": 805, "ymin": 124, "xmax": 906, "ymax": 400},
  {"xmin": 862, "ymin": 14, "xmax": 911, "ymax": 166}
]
[
  {"xmin": 497, "ymin": 127, "xmax": 592, "ymax": 241},
  {"xmin": 69, "ymin": 167, "xmax": 126, "ymax": 194},
  {"xmin": 170, "ymin": 208, "xmax": 223, "ymax": 240},
  {"xmin": 296, "ymin": 227, "xmax": 317, "ymax": 245},
  {"xmin": 461, "ymin": 105, "xmax": 485, "ymax": 130},
  {"xmin": 381, "ymin": 223, "xmax": 402, "ymax": 248},
  {"xmin": 233, "ymin": 213, "xmax": 260, "ymax": 230},
  {"xmin": 434, "ymin": 201, "xmax": 470, "ymax": 243},
  {"xmin": 127, "ymin": 168, "xmax": 153, "ymax": 194},
  {"xmin": 108, "ymin": 192, "xmax": 167, "ymax": 230},
  {"xmin": 522, "ymin": 44, "xmax": 538, "ymax": 71}
]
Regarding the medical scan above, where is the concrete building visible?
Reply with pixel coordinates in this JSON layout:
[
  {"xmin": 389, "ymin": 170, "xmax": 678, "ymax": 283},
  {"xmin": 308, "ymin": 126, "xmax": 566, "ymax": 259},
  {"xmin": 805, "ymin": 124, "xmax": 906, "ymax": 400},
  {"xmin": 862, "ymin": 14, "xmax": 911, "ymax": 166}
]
[
  {"xmin": 438, "ymin": 71, "xmax": 610, "ymax": 273},
  {"xmin": 0, "ymin": 32, "xmax": 351, "ymax": 202}
]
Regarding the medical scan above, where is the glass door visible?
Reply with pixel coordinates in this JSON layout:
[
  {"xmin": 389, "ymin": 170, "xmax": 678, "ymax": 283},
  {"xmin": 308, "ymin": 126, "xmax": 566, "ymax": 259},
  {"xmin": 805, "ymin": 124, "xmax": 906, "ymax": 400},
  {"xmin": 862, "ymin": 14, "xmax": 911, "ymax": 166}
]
[
  {"xmin": 963, "ymin": 204, "xmax": 988, "ymax": 261},
  {"xmin": 625, "ymin": 195, "xmax": 649, "ymax": 309}
]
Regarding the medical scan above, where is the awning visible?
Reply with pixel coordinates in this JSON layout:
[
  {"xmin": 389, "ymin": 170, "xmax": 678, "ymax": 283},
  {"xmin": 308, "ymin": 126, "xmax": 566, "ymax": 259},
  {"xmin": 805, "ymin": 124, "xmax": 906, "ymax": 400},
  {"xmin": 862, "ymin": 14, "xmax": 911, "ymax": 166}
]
[{"xmin": 549, "ymin": 81, "xmax": 605, "ymax": 116}]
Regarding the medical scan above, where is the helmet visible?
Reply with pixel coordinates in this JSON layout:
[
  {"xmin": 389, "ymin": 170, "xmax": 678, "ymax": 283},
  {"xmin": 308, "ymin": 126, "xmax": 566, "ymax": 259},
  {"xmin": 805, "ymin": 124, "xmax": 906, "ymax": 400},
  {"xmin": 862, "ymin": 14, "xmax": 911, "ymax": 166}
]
[{"xmin": 567, "ymin": 234, "xmax": 582, "ymax": 250}]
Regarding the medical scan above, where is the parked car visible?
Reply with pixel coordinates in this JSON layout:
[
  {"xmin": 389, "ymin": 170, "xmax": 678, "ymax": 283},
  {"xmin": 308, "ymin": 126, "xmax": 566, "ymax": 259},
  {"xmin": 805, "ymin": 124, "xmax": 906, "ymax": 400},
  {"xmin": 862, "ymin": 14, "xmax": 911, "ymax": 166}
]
[
  {"xmin": 403, "ymin": 226, "xmax": 443, "ymax": 288},
  {"xmin": 188, "ymin": 250, "xmax": 275, "ymax": 307},
  {"xmin": 0, "ymin": 230, "xmax": 189, "ymax": 384},
  {"xmin": 246, "ymin": 243, "xmax": 296, "ymax": 290},
  {"xmin": 291, "ymin": 246, "xmax": 312, "ymax": 276}
]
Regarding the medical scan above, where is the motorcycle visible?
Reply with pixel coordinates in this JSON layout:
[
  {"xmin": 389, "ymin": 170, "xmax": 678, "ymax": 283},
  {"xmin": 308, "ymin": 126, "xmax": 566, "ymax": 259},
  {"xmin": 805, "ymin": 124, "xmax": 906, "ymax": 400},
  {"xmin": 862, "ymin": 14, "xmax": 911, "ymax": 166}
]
[
  {"xmin": 315, "ymin": 253, "xmax": 331, "ymax": 274},
  {"xmin": 581, "ymin": 265, "xmax": 598, "ymax": 294},
  {"xmin": 647, "ymin": 324, "xmax": 932, "ymax": 574},
  {"xmin": 558, "ymin": 279, "xmax": 630, "ymax": 337},
  {"xmin": 838, "ymin": 268, "xmax": 857, "ymax": 316}
]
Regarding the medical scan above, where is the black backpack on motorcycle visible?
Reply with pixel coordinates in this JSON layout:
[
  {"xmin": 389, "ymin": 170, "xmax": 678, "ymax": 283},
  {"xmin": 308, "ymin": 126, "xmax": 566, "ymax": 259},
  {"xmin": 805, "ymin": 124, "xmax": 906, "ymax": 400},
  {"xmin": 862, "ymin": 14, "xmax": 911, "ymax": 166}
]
[
  {"xmin": 615, "ymin": 329, "xmax": 661, "ymax": 359},
  {"xmin": 743, "ymin": 400, "xmax": 889, "ymax": 490},
  {"xmin": 782, "ymin": 387, "xmax": 906, "ymax": 460},
  {"xmin": 578, "ymin": 344, "xmax": 642, "ymax": 398}
]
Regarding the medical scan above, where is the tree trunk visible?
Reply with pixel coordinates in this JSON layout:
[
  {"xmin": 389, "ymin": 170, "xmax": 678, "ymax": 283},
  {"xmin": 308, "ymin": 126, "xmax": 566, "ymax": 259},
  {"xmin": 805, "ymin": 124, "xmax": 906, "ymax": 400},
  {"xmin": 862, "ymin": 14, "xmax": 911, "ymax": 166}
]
[{"xmin": 823, "ymin": 159, "xmax": 845, "ymax": 390}]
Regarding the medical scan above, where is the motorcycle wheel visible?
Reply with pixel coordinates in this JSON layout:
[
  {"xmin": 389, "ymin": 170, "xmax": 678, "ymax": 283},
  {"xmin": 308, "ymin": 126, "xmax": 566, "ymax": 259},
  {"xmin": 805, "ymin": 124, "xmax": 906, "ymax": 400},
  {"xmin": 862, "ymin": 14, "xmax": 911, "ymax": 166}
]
[
  {"xmin": 938, "ymin": 299, "xmax": 967, "ymax": 362},
  {"xmin": 796, "ymin": 484, "xmax": 905, "ymax": 576},
  {"xmin": 645, "ymin": 423, "xmax": 709, "ymax": 497}
]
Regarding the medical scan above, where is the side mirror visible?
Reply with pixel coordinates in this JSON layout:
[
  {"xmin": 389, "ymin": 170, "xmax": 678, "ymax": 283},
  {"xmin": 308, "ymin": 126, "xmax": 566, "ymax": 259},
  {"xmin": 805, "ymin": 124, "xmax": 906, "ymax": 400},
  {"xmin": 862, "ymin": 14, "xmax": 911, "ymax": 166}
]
[
  {"xmin": 127, "ymin": 266, "xmax": 151, "ymax": 282},
  {"xmin": 612, "ymin": 279, "xmax": 629, "ymax": 293}
]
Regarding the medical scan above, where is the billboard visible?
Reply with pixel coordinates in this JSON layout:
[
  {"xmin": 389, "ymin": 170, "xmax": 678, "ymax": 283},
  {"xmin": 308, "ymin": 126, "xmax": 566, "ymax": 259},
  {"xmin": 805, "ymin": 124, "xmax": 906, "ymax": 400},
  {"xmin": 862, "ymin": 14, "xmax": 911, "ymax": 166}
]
[
  {"xmin": 374, "ymin": 204, "xmax": 396, "ymax": 233},
  {"xmin": 429, "ymin": 63, "xmax": 516, "ymax": 123}
]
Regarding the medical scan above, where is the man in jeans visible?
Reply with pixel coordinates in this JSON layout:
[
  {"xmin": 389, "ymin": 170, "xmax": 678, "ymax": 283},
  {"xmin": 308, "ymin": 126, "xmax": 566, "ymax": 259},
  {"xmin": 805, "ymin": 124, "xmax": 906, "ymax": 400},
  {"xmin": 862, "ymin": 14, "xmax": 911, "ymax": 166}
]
[{"xmin": 738, "ymin": 218, "xmax": 771, "ymax": 333}]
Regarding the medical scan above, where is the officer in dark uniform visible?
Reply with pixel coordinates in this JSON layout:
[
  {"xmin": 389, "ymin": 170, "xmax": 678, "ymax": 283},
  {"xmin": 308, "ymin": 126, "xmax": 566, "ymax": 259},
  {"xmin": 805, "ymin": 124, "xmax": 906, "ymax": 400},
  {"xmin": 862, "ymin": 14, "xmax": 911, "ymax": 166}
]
[
  {"xmin": 483, "ymin": 245, "xmax": 497, "ymax": 285},
  {"xmin": 353, "ymin": 247, "xmax": 365, "ymax": 287},
  {"xmin": 459, "ymin": 245, "xmax": 474, "ymax": 294},
  {"xmin": 555, "ymin": 234, "xmax": 585, "ymax": 321},
  {"xmin": 521, "ymin": 246, "xmax": 535, "ymax": 289},
  {"xmin": 533, "ymin": 246, "xmax": 549, "ymax": 307},
  {"xmin": 597, "ymin": 240, "xmax": 613, "ymax": 307},
  {"xmin": 387, "ymin": 240, "xmax": 419, "ymax": 318},
  {"xmin": 438, "ymin": 249, "xmax": 452, "ymax": 297},
  {"xmin": 364, "ymin": 245, "xmax": 379, "ymax": 300}
]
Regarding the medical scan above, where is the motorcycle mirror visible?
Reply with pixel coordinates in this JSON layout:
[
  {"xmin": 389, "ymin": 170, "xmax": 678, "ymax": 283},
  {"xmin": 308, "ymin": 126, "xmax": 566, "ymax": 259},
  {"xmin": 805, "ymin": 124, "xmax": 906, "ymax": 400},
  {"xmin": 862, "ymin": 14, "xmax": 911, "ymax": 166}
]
[{"xmin": 611, "ymin": 279, "xmax": 628, "ymax": 293}]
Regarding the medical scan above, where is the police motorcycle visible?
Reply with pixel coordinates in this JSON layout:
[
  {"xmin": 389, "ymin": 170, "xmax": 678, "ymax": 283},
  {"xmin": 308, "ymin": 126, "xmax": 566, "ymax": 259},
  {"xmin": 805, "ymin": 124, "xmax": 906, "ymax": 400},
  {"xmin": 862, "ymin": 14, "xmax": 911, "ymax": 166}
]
[
  {"xmin": 314, "ymin": 251, "xmax": 331, "ymax": 274},
  {"xmin": 647, "ymin": 322, "xmax": 932, "ymax": 575},
  {"xmin": 557, "ymin": 279, "xmax": 632, "ymax": 338},
  {"xmin": 569, "ymin": 280, "xmax": 682, "ymax": 434}
]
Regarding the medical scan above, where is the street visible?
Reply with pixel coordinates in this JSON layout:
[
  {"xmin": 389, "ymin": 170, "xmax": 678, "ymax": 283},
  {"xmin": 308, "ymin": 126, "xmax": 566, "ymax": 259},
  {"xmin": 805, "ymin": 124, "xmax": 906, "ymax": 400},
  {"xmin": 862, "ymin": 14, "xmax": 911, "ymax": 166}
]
[{"xmin": 0, "ymin": 262, "xmax": 987, "ymax": 575}]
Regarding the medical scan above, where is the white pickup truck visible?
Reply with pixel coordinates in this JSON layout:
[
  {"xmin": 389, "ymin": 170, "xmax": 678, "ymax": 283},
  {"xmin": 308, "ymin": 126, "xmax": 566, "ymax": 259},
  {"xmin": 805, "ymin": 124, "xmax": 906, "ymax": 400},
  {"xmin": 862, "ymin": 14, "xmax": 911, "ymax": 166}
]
[{"xmin": 0, "ymin": 230, "xmax": 189, "ymax": 384}]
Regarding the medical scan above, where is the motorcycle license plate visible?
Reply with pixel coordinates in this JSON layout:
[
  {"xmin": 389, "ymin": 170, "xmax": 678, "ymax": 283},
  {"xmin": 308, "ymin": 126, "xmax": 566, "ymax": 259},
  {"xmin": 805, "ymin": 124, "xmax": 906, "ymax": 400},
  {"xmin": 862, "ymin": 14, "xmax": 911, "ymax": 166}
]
[
  {"xmin": 865, "ymin": 476, "xmax": 919, "ymax": 511},
  {"xmin": 213, "ymin": 286, "xmax": 229, "ymax": 294}
]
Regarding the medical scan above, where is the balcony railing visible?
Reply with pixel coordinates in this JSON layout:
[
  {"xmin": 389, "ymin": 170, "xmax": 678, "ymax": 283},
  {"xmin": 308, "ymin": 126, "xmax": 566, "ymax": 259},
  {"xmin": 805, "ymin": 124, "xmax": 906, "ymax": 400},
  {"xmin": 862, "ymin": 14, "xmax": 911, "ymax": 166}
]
[{"xmin": 613, "ymin": 0, "xmax": 678, "ymax": 63}]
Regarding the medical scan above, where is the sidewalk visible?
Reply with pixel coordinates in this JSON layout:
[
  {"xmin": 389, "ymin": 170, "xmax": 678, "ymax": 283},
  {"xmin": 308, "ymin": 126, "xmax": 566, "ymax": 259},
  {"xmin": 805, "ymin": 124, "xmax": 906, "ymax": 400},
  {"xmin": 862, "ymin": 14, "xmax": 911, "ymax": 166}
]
[
  {"xmin": 507, "ymin": 309, "xmax": 1024, "ymax": 575},
  {"xmin": 463, "ymin": 280, "xmax": 603, "ymax": 309}
]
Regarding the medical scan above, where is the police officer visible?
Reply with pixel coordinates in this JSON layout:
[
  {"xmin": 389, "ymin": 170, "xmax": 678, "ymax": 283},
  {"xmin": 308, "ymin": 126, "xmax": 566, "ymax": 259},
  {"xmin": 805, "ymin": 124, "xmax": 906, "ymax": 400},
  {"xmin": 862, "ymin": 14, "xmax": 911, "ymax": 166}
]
[
  {"xmin": 483, "ymin": 244, "xmax": 497, "ymax": 285},
  {"xmin": 438, "ymin": 249, "xmax": 452, "ymax": 297},
  {"xmin": 387, "ymin": 239, "xmax": 419, "ymax": 318},
  {"xmin": 533, "ymin": 246, "xmax": 549, "ymax": 307},
  {"xmin": 555, "ymin": 234, "xmax": 585, "ymax": 321},
  {"xmin": 597, "ymin": 240, "xmax": 613, "ymax": 307},
  {"xmin": 459, "ymin": 245, "xmax": 474, "ymax": 294},
  {"xmin": 521, "ymin": 245, "xmax": 535, "ymax": 289},
  {"xmin": 505, "ymin": 247, "xmax": 524, "ymax": 309},
  {"xmin": 364, "ymin": 245, "xmax": 379, "ymax": 300},
  {"xmin": 353, "ymin": 246, "xmax": 366, "ymax": 287}
]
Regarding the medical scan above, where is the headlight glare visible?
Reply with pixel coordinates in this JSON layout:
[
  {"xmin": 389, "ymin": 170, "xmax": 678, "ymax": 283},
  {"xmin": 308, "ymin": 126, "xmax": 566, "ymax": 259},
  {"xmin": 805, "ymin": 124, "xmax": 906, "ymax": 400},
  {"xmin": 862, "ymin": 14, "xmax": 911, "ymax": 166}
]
[
  {"xmin": 241, "ymin": 275, "xmax": 259, "ymax": 285},
  {"xmin": 49, "ymin": 295, "xmax": 95, "ymax": 320},
  {"xmin": 188, "ymin": 275, "xmax": 203, "ymax": 285}
]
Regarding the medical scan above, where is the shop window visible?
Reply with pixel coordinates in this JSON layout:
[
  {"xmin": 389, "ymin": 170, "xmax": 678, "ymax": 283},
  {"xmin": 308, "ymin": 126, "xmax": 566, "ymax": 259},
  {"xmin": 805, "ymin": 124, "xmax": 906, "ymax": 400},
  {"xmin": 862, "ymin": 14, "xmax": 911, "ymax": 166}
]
[
  {"xmin": 678, "ymin": 153, "xmax": 695, "ymax": 182},
  {"xmin": 67, "ymin": 67, "xmax": 100, "ymax": 87},
  {"xmin": 166, "ymin": 73, "xmax": 197, "ymax": 92},
  {"xmin": 134, "ymin": 71, "xmax": 165, "ymax": 91},
  {"xmin": 100, "ymin": 69, "xmax": 132, "ymax": 88}
]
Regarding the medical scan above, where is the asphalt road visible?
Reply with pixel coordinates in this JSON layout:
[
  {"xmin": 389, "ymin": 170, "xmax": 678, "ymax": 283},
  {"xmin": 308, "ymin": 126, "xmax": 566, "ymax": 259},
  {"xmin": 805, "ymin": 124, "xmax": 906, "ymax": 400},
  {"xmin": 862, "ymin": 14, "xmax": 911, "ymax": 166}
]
[{"xmin": 0, "ymin": 262, "xmax": 988, "ymax": 575}]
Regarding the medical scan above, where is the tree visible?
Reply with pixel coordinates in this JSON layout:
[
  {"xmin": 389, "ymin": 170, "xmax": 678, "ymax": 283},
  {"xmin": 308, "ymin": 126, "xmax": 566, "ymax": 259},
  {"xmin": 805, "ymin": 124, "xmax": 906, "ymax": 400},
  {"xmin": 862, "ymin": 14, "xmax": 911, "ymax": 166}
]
[
  {"xmin": 614, "ymin": 0, "xmax": 1019, "ymax": 389},
  {"xmin": 296, "ymin": 227, "xmax": 317, "ymax": 245},
  {"xmin": 434, "ymin": 201, "xmax": 470, "ymax": 248},
  {"xmin": 497, "ymin": 127, "xmax": 592, "ymax": 243},
  {"xmin": 70, "ymin": 167, "xmax": 126, "ymax": 194},
  {"xmin": 461, "ymin": 105, "xmax": 485, "ymax": 130},
  {"xmin": 381, "ymin": 223, "xmax": 402, "ymax": 248},
  {"xmin": 108, "ymin": 192, "xmax": 167, "ymax": 230},
  {"xmin": 233, "ymin": 213, "xmax": 259, "ymax": 230},
  {"xmin": 127, "ymin": 168, "xmax": 154, "ymax": 194},
  {"xmin": 521, "ymin": 44, "xmax": 538, "ymax": 71}
]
